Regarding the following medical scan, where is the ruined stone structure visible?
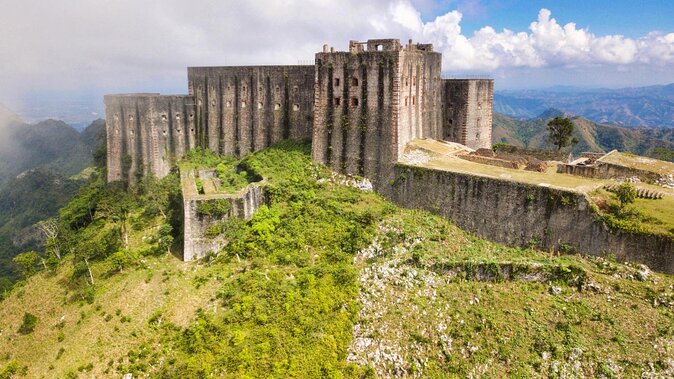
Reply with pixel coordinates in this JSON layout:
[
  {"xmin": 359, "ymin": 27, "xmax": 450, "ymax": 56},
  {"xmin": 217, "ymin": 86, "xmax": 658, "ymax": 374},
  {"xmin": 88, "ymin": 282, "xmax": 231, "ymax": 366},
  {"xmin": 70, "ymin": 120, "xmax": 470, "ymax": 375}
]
[
  {"xmin": 105, "ymin": 39, "xmax": 494, "ymax": 185},
  {"xmin": 442, "ymin": 79, "xmax": 493, "ymax": 149},
  {"xmin": 180, "ymin": 168, "xmax": 266, "ymax": 261}
]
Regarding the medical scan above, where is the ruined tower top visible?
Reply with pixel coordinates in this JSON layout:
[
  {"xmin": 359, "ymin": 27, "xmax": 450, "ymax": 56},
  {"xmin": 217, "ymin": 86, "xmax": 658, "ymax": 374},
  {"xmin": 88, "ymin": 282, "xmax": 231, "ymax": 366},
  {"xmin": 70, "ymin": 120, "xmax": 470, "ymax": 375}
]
[{"xmin": 321, "ymin": 39, "xmax": 434, "ymax": 54}]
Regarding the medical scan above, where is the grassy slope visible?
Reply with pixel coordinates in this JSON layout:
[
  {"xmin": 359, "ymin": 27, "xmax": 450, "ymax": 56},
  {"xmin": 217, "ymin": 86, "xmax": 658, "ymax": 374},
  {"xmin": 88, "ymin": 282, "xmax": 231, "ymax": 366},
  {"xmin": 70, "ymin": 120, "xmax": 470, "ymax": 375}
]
[
  {"xmin": 351, "ymin": 210, "xmax": 674, "ymax": 377},
  {"xmin": 0, "ymin": 142, "xmax": 672, "ymax": 378}
]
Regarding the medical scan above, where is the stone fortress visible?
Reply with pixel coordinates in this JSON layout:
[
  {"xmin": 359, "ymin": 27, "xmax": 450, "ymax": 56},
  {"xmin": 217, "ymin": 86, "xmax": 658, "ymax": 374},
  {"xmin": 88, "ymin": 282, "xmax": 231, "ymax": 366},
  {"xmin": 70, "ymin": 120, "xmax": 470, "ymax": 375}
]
[
  {"xmin": 105, "ymin": 38, "xmax": 493, "ymax": 188},
  {"xmin": 105, "ymin": 38, "xmax": 674, "ymax": 273}
]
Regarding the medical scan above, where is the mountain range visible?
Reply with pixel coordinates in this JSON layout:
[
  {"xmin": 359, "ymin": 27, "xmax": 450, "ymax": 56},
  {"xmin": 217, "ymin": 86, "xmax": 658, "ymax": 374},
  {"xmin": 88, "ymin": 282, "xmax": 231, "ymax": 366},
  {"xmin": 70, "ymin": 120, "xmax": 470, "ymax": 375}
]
[
  {"xmin": 492, "ymin": 109, "xmax": 674, "ymax": 161},
  {"xmin": 0, "ymin": 105, "xmax": 103, "ymax": 188},
  {"xmin": 495, "ymin": 84, "xmax": 674, "ymax": 128}
]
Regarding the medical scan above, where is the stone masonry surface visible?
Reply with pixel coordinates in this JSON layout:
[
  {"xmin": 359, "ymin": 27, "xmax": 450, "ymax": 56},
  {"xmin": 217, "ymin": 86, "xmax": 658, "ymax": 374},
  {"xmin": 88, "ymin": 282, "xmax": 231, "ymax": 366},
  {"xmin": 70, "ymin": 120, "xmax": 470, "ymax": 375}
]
[{"xmin": 105, "ymin": 39, "xmax": 493, "ymax": 186}]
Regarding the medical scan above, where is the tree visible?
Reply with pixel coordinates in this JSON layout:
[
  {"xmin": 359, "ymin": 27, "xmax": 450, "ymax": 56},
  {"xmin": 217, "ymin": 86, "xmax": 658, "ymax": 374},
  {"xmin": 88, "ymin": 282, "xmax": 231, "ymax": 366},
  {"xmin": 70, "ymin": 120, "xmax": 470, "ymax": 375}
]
[
  {"xmin": 12, "ymin": 251, "xmax": 40, "ymax": 279},
  {"xmin": 616, "ymin": 182, "xmax": 637, "ymax": 208},
  {"xmin": 547, "ymin": 116, "xmax": 579, "ymax": 151},
  {"xmin": 38, "ymin": 218, "xmax": 62, "ymax": 260}
]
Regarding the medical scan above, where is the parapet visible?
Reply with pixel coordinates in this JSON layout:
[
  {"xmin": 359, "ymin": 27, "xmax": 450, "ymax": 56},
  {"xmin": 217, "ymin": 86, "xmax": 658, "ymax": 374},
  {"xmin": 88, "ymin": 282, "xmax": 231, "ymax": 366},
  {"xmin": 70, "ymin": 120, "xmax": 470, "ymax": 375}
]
[{"xmin": 324, "ymin": 39, "xmax": 435, "ymax": 55}]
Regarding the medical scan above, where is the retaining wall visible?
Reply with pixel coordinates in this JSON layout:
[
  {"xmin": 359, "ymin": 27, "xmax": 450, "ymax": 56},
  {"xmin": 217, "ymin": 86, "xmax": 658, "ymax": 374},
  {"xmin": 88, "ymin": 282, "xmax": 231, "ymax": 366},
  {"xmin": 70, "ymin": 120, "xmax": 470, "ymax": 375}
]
[{"xmin": 388, "ymin": 164, "xmax": 674, "ymax": 273}]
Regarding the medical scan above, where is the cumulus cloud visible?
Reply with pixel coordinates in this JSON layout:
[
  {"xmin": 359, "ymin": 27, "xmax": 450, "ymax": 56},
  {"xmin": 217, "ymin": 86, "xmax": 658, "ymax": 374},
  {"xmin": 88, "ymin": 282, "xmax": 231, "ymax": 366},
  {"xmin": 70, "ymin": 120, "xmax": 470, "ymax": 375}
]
[
  {"xmin": 0, "ymin": 0, "xmax": 672, "ymax": 102},
  {"xmin": 393, "ymin": 5, "xmax": 674, "ymax": 72}
]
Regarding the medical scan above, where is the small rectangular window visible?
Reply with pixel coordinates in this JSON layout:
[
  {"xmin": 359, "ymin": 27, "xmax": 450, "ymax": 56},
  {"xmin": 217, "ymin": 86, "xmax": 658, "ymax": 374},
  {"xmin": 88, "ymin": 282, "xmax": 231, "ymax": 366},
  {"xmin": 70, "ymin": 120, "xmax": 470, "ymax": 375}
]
[
  {"xmin": 334, "ymin": 97, "xmax": 341, "ymax": 106},
  {"xmin": 404, "ymin": 97, "xmax": 408, "ymax": 106},
  {"xmin": 412, "ymin": 96, "xmax": 415, "ymax": 106},
  {"xmin": 351, "ymin": 97, "xmax": 359, "ymax": 106},
  {"xmin": 334, "ymin": 78, "xmax": 340, "ymax": 86}
]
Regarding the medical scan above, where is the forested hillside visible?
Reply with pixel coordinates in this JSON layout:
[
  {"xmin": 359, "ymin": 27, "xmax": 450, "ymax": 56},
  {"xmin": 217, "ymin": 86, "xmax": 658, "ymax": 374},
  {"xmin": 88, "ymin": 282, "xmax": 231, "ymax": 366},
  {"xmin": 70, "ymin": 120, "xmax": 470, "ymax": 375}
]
[{"xmin": 0, "ymin": 110, "xmax": 105, "ymax": 283}]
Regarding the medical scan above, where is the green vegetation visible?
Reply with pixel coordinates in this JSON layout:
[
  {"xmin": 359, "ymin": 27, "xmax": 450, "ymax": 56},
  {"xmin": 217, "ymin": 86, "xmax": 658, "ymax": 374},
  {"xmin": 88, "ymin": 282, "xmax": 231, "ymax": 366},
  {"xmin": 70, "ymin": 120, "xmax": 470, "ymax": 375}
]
[
  {"xmin": 591, "ymin": 187, "xmax": 674, "ymax": 237},
  {"xmin": 0, "ymin": 141, "xmax": 672, "ymax": 378},
  {"xmin": 181, "ymin": 148, "xmax": 257, "ymax": 194},
  {"xmin": 0, "ymin": 119, "xmax": 104, "ymax": 287},
  {"xmin": 616, "ymin": 182, "xmax": 637, "ymax": 208},
  {"xmin": 547, "ymin": 116, "xmax": 579, "ymax": 151},
  {"xmin": 195, "ymin": 199, "xmax": 231, "ymax": 217},
  {"xmin": 18, "ymin": 312, "xmax": 38, "ymax": 335}
]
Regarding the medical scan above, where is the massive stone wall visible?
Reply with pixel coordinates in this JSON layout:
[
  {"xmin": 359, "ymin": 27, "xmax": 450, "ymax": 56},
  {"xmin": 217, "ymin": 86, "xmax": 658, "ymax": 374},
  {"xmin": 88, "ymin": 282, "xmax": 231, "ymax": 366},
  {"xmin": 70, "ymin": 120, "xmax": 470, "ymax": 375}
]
[
  {"xmin": 389, "ymin": 165, "xmax": 674, "ymax": 273},
  {"xmin": 105, "ymin": 94, "xmax": 197, "ymax": 182},
  {"xmin": 442, "ymin": 79, "xmax": 493, "ymax": 150},
  {"xmin": 188, "ymin": 66, "xmax": 314, "ymax": 157},
  {"xmin": 106, "ymin": 39, "xmax": 496, "ymax": 186},
  {"xmin": 312, "ymin": 39, "xmax": 443, "ymax": 189}
]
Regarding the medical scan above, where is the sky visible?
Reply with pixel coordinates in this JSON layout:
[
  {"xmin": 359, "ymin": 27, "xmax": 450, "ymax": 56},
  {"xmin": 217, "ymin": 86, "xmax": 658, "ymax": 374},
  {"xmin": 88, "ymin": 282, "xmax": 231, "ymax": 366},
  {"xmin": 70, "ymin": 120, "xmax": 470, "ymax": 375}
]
[{"xmin": 0, "ymin": 0, "xmax": 672, "ymax": 118}]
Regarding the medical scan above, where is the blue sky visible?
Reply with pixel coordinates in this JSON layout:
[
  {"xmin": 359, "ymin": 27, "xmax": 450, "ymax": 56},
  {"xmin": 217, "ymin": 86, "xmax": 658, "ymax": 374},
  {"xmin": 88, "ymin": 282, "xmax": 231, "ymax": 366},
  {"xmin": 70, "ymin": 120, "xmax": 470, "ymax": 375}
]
[
  {"xmin": 0, "ymin": 0, "xmax": 672, "ymax": 120},
  {"xmin": 417, "ymin": 0, "xmax": 674, "ymax": 38}
]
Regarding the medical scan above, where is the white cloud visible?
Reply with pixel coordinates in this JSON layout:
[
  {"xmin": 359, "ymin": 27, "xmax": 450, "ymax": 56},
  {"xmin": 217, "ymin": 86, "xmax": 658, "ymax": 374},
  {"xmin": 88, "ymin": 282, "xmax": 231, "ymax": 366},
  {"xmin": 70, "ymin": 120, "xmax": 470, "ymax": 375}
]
[
  {"xmin": 401, "ymin": 6, "xmax": 672, "ymax": 72},
  {"xmin": 0, "ymin": 0, "xmax": 672, "ymax": 102}
]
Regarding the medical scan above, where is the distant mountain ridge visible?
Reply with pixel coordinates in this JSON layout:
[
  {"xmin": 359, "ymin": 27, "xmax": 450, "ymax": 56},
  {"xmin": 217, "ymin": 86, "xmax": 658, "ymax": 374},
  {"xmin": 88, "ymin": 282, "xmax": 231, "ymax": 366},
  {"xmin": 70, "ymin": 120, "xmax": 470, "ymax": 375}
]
[
  {"xmin": 492, "ymin": 109, "xmax": 674, "ymax": 161},
  {"xmin": 0, "ymin": 115, "xmax": 104, "ymax": 187},
  {"xmin": 0, "ymin": 105, "xmax": 105, "ymax": 279},
  {"xmin": 495, "ymin": 84, "xmax": 674, "ymax": 128}
]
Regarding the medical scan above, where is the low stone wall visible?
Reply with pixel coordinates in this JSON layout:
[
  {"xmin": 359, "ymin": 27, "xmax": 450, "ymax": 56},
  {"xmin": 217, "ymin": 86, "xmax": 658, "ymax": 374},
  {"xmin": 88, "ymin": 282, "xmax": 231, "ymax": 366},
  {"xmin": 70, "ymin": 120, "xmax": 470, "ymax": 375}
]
[
  {"xmin": 181, "ymin": 169, "xmax": 267, "ymax": 261},
  {"xmin": 557, "ymin": 162, "xmax": 662, "ymax": 183},
  {"xmin": 388, "ymin": 164, "xmax": 674, "ymax": 273},
  {"xmin": 493, "ymin": 145, "xmax": 568, "ymax": 162},
  {"xmin": 459, "ymin": 154, "xmax": 521, "ymax": 169}
]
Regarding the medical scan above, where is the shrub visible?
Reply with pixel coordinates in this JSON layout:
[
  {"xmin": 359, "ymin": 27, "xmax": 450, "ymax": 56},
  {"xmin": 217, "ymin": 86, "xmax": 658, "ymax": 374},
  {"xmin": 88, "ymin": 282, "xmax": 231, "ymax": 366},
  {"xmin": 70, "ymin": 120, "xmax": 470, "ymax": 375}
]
[
  {"xmin": 616, "ymin": 182, "xmax": 637, "ymax": 208},
  {"xmin": 196, "ymin": 199, "xmax": 232, "ymax": 217},
  {"xmin": 18, "ymin": 312, "xmax": 38, "ymax": 335}
]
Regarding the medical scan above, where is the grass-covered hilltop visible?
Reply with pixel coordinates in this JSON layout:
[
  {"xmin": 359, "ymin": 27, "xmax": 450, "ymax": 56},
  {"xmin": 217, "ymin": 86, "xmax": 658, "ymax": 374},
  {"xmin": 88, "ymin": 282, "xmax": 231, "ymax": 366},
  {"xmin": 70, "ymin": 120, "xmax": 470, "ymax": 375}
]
[{"xmin": 1, "ymin": 142, "xmax": 673, "ymax": 378}]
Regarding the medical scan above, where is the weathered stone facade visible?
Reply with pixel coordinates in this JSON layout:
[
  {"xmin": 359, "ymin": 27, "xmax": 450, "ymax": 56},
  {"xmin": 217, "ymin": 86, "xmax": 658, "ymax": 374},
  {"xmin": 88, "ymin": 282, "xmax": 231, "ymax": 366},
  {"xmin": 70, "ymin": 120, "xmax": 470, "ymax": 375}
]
[
  {"xmin": 188, "ymin": 66, "xmax": 314, "ymax": 157},
  {"xmin": 105, "ymin": 94, "xmax": 197, "ymax": 182},
  {"xmin": 441, "ymin": 79, "xmax": 493, "ymax": 149},
  {"xmin": 311, "ymin": 39, "xmax": 445, "ymax": 189},
  {"xmin": 105, "ymin": 39, "xmax": 493, "ymax": 185}
]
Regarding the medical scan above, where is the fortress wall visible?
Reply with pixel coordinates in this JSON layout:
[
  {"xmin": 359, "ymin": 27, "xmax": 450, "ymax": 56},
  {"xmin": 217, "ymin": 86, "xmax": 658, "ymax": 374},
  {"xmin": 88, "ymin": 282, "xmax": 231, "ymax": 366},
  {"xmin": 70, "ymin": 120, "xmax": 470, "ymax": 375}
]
[
  {"xmin": 389, "ymin": 165, "xmax": 674, "ymax": 273},
  {"xmin": 105, "ymin": 94, "xmax": 196, "ymax": 182},
  {"xmin": 442, "ymin": 79, "xmax": 493, "ymax": 149},
  {"xmin": 397, "ymin": 50, "xmax": 443, "ymax": 157},
  {"xmin": 181, "ymin": 168, "xmax": 267, "ymax": 261},
  {"xmin": 188, "ymin": 66, "xmax": 314, "ymax": 157},
  {"xmin": 313, "ymin": 51, "xmax": 400, "ymax": 188}
]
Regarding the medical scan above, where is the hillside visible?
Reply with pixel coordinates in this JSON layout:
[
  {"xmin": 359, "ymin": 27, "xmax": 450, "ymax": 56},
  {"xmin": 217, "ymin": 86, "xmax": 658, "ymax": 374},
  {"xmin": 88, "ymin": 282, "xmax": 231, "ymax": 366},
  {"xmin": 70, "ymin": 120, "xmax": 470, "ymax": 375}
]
[
  {"xmin": 0, "ymin": 169, "xmax": 86, "ymax": 281},
  {"xmin": 495, "ymin": 84, "xmax": 674, "ymax": 128},
  {"xmin": 493, "ymin": 110, "xmax": 674, "ymax": 160},
  {"xmin": 1, "ymin": 142, "xmax": 672, "ymax": 378},
  {"xmin": 0, "ymin": 114, "xmax": 105, "ymax": 282},
  {"xmin": 0, "ymin": 116, "xmax": 104, "ymax": 188}
]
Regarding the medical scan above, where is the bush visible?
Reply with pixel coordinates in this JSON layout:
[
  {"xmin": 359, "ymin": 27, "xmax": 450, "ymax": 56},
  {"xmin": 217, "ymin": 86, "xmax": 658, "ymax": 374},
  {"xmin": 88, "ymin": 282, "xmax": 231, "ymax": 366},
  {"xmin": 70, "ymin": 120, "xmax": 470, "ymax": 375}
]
[
  {"xmin": 18, "ymin": 312, "xmax": 38, "ymax": 335},
  {"xmin": 616, "ymin": 182, "xmax": 637, "ymax": 208},
  {"xmin": 196, "ymin": 199, "xmax": 232, "ymax": 217}
]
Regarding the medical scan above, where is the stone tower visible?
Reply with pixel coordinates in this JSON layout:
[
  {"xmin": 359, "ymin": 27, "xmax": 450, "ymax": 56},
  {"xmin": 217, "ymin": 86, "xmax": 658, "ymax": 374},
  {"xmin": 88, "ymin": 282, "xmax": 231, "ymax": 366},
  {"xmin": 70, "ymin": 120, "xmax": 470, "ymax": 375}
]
[
  {"xmin": 311, "ymin": 39, "xmax": 443, "ymax": 188},
  {"xmin": 442, "ymin": 79, "xmax": 494, "ymax": 150}
]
